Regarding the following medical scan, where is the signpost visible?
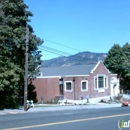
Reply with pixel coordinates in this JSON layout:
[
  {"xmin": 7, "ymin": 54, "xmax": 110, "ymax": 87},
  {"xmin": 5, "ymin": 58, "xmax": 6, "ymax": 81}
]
[
  {"xmin": 41, "ymin": 96, "xmax": 44, "ymax": 108},
  {"xmin": 81, "ymin": 96, "xmax": 83, "ymax": 107}
]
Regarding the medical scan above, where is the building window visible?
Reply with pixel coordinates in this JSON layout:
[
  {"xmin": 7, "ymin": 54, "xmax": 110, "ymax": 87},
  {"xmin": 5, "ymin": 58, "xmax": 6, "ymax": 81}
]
[
  {"xmin": 94, "ymin": 75, "xmax": 108, "ymax": 90},
  {"xmin": 65, "ymin": 81, "xmax": 73, "ymax": 91},
  {"xmin": 66, "ymin": 82, "xmax": 71, "ymax": 90},
  {"xmin": 81, "ymin": 80, "xmax": 88, "ymax": 91},
  {"xmin": 95, "ymin": 77, "xmax": 97, "ymax": 89},
  {"xmin": 105, "ymin": 77, "xmax": 107, "ymax": 88},
  {"xmin": 82, "ymin": 82, "xmax": 86, "ymax": 90},
  {"xmin": 98, "ymin": 76, "xmax": 104, "ymax": 88}
]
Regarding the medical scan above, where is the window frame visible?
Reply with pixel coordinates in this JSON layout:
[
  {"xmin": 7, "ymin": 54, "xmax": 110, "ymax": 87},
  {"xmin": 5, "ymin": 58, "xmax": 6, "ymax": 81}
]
[
  {"xmin": 65, "ymin": 81, "xmax": 73, "ymax": 92},
  {"xmin": 94, "ymin": 74, "xmax": 108, "ymax": 90},
  {"xmin": 98, "ymin": 76, "xmax": 104, "ymax": 88},
  {"xmin": 81, "ymin": 80, "xmax": 88, "ymax": 92}
]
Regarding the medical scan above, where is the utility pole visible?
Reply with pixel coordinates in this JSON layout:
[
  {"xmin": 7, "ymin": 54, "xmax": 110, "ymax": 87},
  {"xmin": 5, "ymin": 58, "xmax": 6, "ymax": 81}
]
[{"xmin": 24, "ymin": 26, "xmax": 29, "ymax": 111}]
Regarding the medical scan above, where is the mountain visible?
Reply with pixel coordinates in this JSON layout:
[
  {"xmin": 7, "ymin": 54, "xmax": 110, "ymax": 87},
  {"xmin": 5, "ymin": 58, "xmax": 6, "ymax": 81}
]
[{"xmin": 41, "ymin": 51, "xmax": 107, "ymax": 67}]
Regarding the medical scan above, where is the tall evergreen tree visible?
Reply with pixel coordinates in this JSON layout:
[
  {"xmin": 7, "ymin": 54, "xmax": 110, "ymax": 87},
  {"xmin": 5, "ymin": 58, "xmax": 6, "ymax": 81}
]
[
  {"xmin": 122, "ymin": 43, "xmax": 130, "ymax": 91},
  {"xmin": 104, "ymin": 44, "xmax": 127, "ymax": 76},
  {"xmin": 0, "ymin": 0, "xmax": 43, "ymax": 109},
  {"xmin": 122, "ymin": 43, "xmax": 130, "ymax": 75},
  {"xmin": 104, "ymin": 44, "xmax": 128, "ymax": 92}
]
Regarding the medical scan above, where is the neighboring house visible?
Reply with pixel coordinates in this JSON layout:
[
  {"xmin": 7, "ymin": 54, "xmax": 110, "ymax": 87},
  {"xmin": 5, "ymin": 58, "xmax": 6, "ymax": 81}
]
[{"xmin": 31, "ymin": 61, "xmax": 119, "ymax": 103}]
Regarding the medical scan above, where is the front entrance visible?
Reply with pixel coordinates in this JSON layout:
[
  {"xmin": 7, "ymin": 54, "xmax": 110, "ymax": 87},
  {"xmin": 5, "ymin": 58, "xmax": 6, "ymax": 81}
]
[
  {"xmin": 59, "ymin": 78, "xmax": 64, "ymax": 99},
  {"xmin": 60, "ymin": 84, "xmax": 64, "ymax": 95},
  {"xmin": 110, "ymin": 77, "xmax": 119, "ymax": 96}
]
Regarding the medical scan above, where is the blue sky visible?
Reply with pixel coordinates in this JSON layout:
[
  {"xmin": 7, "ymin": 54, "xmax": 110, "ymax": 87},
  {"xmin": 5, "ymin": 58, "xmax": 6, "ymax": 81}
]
[{"xmin": 24, "ymin": 0, "xmax": 130, "ymax": 60}]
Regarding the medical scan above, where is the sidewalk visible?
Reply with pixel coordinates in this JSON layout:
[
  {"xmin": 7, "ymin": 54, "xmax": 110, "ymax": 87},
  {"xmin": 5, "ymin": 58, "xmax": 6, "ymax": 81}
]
[{"xmin": 0, "ymin": 103, "xmax": 122, "ymax": 115}]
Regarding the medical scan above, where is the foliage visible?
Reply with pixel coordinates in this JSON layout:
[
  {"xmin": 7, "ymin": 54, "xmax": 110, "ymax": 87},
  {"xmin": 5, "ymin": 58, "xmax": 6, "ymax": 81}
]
[
  {"xmin": 104, "ymin": 44, "xmax": 127, "ymax": 76},
  {"xmin": 122, "ymin": 43, "xmax": 130, "ymax": 76},
  {"xmin": 0, "ymin": 0, "xmax": 43, "ymax": 109},
  {"xmin": 121, "ymin": 43, "xmax": 130, "ymax": 90},
  {"xmin": 27, "ymin": 81, "xmax": 38, "ymax": 103},
  {"xmin": 104, "ymin": 43, "xmax": 130, "ymax": 90},
  {"xmin": 46, "ymin": 99, "xmax": 58, "ymax": 104}
]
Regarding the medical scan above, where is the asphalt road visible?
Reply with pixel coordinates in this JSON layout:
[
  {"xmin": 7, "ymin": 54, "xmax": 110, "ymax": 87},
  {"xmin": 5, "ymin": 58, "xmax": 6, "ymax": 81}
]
[{"xmin": 0, "ymin": 107, "xmax": 130, "ymax": 130}]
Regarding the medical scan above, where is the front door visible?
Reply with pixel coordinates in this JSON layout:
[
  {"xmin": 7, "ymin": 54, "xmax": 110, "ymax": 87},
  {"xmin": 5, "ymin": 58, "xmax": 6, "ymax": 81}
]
[{"xmin": 59, "ymin": 78, "xmax": 64, "ymax": 97}]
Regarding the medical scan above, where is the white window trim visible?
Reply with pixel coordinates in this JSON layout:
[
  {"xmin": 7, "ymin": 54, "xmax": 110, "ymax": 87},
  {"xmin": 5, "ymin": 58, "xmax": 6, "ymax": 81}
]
[
  {"xmin": 64, "ymin": 81, "xmax": 73, "ymax": 92},
  {"xmin": 94, "ymin": 74, "xmax": 108, "ymax": 90},
  {"xmin": 81, "ymin": 80, "xmax": 88, "ymax": 92},
  {"xmin": 98, "ymin": 89, "xmax": 105, "ymax": 93}
]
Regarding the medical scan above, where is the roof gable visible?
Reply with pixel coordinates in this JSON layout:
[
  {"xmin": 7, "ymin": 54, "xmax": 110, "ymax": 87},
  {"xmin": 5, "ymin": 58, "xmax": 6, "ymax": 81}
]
[{"xmin": 90, "ymin": 60, "xmax": 110, "ymax": 74}]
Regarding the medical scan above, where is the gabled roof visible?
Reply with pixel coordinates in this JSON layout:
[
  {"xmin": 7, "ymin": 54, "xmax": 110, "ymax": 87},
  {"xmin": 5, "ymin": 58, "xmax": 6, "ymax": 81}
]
[{"xmin": 39, "ymin": 62, "xmax": 97, "ymax": 77}]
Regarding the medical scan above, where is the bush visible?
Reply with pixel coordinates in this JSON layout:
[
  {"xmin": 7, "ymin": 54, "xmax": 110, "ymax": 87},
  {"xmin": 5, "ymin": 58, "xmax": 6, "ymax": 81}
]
[
  {"xmin": 111, "ymin": 94, "xmax": 124, "ymax": 103},
  {"xmin": 46, "ymin": 98, "xmax": 58, "ymax": 104}
]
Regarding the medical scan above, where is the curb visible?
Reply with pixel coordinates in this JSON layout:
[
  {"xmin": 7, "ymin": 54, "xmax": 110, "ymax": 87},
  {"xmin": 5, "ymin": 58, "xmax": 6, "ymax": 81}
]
[{"xmin": 0, "ymin": 103, "xmax": 122, "ymax": 115}]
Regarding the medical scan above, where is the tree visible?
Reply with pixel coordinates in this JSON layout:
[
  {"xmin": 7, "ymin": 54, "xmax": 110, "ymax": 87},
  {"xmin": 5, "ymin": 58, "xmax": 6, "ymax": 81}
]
[
  {"xmin": 121, "ymin": 43, "xmax": 130, "ymax": 91},
  {"xmin": 104, "ymin": 43, "xmax": 130, "ymax": 92},
  {"xmin": 122, "ymin": 43, "xmax": 130, "ymax": 75},
  {"xmin": 104, "ymin": 44, "xmax": 127, "ymax": 76},
  {"xmin": 0, "ymin": 0, "xmax": 43, "ymax": 109}
]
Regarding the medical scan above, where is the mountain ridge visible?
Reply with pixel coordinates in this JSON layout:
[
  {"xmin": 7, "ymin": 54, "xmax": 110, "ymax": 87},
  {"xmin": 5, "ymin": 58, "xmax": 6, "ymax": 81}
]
[{"xmin": 42, "ymin": 51, "xmax": 107, "ymax": 67}]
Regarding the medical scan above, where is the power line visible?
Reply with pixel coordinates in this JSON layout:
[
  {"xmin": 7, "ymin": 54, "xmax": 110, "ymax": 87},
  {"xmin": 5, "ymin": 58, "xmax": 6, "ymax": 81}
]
[
  {"xmin": 41, "ymin": 40, "xmax": 99, "ymax": 63},
  {"xmin": 43, "ymin": 39, "xmax": 83, "ymax": 52},
  {"xmin": 39, "ymin": 45, "xmax": 99, "ymax": 61},
  {"xmin": 39, "ymin": 47, "xmax": 67, "ymax": 57},
  {"xmin": 39, "ymin": 46, "xmax": 98, "ymax": 64},
  {"xmin": 41, "ymin": 45, "xmax": 71, "ymax": 56}
]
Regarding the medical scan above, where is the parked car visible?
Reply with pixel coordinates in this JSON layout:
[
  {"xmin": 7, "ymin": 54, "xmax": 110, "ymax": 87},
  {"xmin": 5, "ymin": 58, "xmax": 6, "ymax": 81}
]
[{"xmin": 122, "ymin": 100, "xmax": 130, "ymax": 107}]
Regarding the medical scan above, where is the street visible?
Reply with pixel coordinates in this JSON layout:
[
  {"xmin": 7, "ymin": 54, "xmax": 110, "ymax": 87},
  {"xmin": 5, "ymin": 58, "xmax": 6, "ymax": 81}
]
[{"xmin": 0, "ymin": 107, "xmax": 130, "ymax": 130}]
